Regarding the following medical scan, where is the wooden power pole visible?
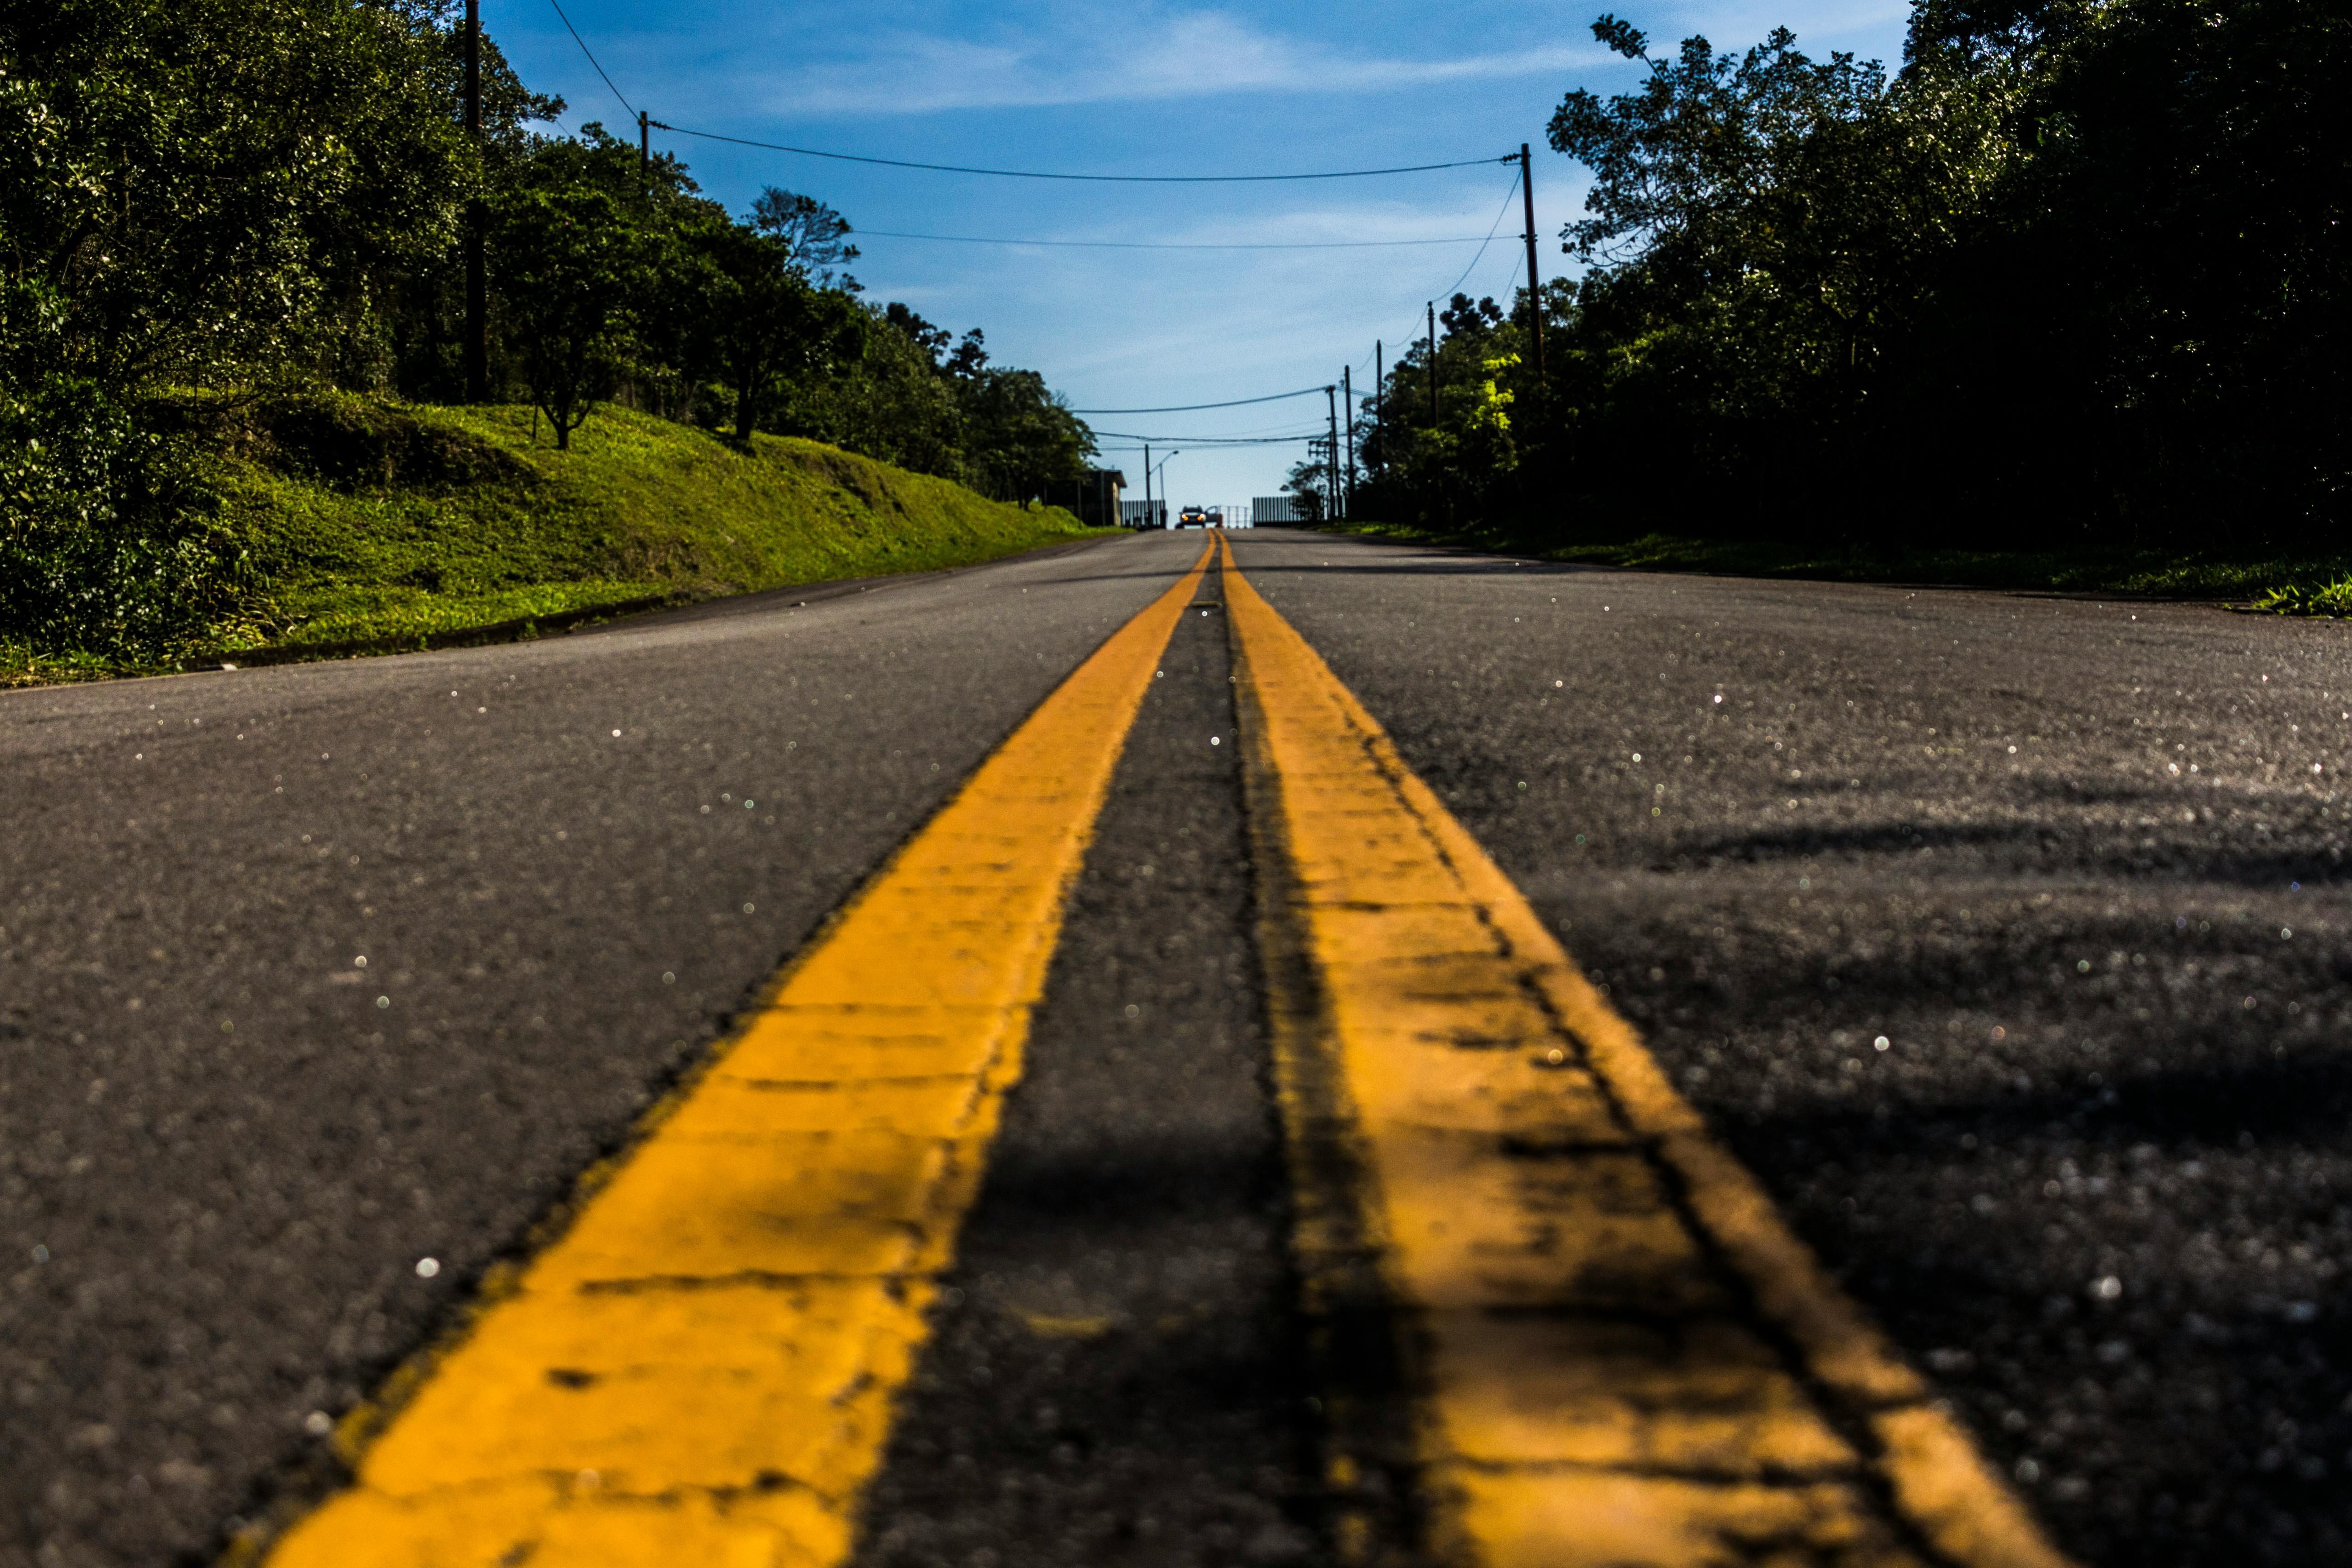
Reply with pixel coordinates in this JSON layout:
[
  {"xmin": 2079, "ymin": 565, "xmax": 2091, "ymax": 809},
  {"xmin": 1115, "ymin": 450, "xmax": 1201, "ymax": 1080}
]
[
  {"xmin": 1342, "ymin": 366, "xmax": 1354, "ymax": 515},
  {"xmin": 1325, "ymin": 385, "xmax": 1340, "ymax": 522},
  {"xmin": 463, "ymin": 0, "xmax": 485, "ymax": 403},
  {"xmin": 1427, "ymin": 302, "xmax": 1439, "ymax": 426},
  {"xmin": 1521, "ymin": 143, "xmax": 1546, "ymax": 383}
]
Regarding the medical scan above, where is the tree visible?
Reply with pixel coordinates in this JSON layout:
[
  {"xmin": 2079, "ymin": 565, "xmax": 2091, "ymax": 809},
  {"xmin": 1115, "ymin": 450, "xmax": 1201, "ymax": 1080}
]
[
  {"xmin": 750, "ymin": 188, "xmax": 860, "ymax": 292},
  {"xmin": 486, "ymin": 184, "xmax": 640, "ymax": 448},
  {"xmin": 1535, "ymin": 12, "xmax": 2015, "ymax": 534},
  {"xmin": 946, "ymin": 328, "xmax": 990, "ymax": 380},
  {"xmin": 0, "ymin": 0, "xmax": 475, "ymax": 389},
  {"xmin": 687, "ymin": 221, "xmax": 862, "ymax": 443},
  {"xmin": 1282, "ymin": 454, "xmax": 1330, "ymax": 523},
  {"xmin": 0, "ymin": 0, "xmax": 480, "ymax": 655},
  {"xmin": 955, "ymin": 367, "xmax": 1092, "ymax": 503},
  {"xmin": 778, "ymin": 300, "xmax": 964, "ymax": 476},
  {"xmin": 883, "ymin": 303, "xmax": 954, "ymax": 367}
]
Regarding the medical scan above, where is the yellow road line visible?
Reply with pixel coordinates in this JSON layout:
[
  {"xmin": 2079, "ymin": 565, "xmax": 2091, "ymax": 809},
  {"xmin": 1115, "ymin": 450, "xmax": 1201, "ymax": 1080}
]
[
  {"xmin": 248, "ymin": 543, "xmax": 1214, "ymax": 1568},
  {"xmin": 1219, "ymin": 535, "xmax": 2070, "ymax": 1568}
]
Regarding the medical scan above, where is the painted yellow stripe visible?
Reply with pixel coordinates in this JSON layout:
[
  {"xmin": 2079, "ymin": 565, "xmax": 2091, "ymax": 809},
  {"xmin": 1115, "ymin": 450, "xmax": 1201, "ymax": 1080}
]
[
  {"xmin": 247, "ymin": 543, "xmax": 1215, "ymax": 1568},
  {"xmin": 1218, "ymin": 534, "xmax": 2072, "ymax": 1568}
]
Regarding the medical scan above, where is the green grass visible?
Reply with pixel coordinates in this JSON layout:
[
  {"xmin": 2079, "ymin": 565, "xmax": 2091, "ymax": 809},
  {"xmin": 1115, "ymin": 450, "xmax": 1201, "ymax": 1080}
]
[
  {"xmin": 1318, "ymin": 520, "xmax": 2352, "ymax": 607},
  {"xmin": 4, "ymin": 392, "xmax": 1103, "ymax": 684}
]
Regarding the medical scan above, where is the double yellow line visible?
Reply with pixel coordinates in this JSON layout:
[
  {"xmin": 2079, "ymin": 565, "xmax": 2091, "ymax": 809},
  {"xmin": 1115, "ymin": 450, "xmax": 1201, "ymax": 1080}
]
[{"xmin": 245, "ymin": 537, "xmax": 2067, "ymax": 1568}]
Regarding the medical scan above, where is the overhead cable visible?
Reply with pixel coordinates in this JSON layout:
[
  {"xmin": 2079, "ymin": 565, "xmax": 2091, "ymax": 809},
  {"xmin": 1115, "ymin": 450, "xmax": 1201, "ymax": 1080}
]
[
  {"xmin": 859, "ymin": 229, "xmax": 1498, "ymax": 252},
  {"xmin": 1436, "ymin": 170, "xmax": 1523, "ymax": 311},
  {"xmin": 1093, "ymin": 429, "xmax": 1324, "ymax": 445},
  {"xmin": 546, "ymin": 0, "xmax": 635, "ymax": 118},
  {"xmin": 1070, "ymin": 388, "xmax": 1326, "ymax": 415},
  {"xmin": 1337, "ymin": 170, "xmax": 1529, "ymax": 399},
  {"xmin": 653, "ymin": 121, "xmax": 1512, "ymax": 183}
]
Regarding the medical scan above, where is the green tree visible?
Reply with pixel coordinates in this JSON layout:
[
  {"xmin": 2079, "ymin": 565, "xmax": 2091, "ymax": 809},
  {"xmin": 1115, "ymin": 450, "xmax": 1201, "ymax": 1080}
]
[
  {"xmin": 1, "ymin": 0, "xmax": 478, "ymax": 656},
  {"xmin": 1535, "ymin": 13, "xmax": 2015, "ymax": 535},
  {"xmin": 486, "ymin": 184, "xmax": 641, "ymax": 448},
  {"xmin": 1282, "ymin": 454, "xmax": 1329, "ymax": 523},
  {"xmin": 0, "ymin": 0, "xmax": 475, "ymax": 389},
  {"xmin": 954, "ymin": 366, "xmax": 1093, "ymax": 503},
  {"xmin": 684, "ymin": 222, "xmax": 862, "ymax": 443},
  {"xmin": 780, "ymin": 302, "xmax": 965, "ymax": 477},
  {"xmin": 749, "ymin": 188, "xmax": 860, "ymax": 292}
]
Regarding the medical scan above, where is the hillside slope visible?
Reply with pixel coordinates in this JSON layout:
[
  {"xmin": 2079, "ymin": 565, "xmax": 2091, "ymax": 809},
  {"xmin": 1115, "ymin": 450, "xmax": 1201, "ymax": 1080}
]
[
  {"xmin": 4, "ymin": 394, "xmax": 1102, "ymax": 682},
  {"xmin": 221, "ymin": 395, "xmax": 1099, "ymax": 653}
]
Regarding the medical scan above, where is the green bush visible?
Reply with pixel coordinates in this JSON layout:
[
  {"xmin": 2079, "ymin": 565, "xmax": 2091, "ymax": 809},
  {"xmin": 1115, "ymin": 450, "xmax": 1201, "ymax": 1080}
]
[{"xmin": 0, "ymin": 288, "xmax": 261, "ymax": 658}]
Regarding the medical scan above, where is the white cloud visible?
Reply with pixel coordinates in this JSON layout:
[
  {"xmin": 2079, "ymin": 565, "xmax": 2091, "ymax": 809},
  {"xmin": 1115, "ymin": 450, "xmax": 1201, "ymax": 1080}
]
[{"xmin": 744, "ymin": 7, "xmax": 1606, "ymax": 117}]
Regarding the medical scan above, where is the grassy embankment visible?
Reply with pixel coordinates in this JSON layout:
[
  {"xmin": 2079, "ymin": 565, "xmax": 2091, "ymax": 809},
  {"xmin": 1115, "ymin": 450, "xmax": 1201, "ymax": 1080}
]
[
  {"xmin": 3, "ymin": 393, "xmax": 1101, "ymax": 685},
  {"xmin": 1319, "ymin": 519, "xmax": 2352, "ymax": 611}
]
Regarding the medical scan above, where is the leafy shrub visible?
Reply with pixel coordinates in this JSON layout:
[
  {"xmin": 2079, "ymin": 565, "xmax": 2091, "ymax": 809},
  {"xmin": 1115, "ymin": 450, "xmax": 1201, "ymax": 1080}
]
[{"xmin": 0, "ymin": 289, "xmax": 260, "ymax": 658}]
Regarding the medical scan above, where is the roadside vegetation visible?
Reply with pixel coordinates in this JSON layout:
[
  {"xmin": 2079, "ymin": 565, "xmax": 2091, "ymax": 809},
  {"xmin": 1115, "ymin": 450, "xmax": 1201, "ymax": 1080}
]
[
  {"xmin": 1320, "ymin": 521, "xmax": 2352, "ymax": 607},
  {"xmin": 1292, "ymin": 0, "xmax": 2347, "ymax": 607},
  {"xmin": 1, "ymin": 1, "xmax": 1102, "ymax": 682},
  {"xmin": 2, "ymin": 390, "xmax": 1091, "ymax": 684}
]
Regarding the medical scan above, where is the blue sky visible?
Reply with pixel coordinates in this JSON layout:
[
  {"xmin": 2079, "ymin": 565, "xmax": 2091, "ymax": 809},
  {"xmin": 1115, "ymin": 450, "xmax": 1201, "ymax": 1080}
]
[{"xmin": 496, "ymin": 0, "xmax": 1913, "ymax": 503}]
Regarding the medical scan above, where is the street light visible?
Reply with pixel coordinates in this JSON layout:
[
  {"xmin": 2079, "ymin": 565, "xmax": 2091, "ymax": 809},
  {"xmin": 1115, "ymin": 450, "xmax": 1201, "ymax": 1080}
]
[{"xmin": 1152, "ymin": 450, "xmax": 1179, "ymax": 528}]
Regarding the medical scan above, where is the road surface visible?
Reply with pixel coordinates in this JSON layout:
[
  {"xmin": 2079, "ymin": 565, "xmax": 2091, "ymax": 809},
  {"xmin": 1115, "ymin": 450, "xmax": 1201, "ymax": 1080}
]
[{"xmin": 3, "ymin": 528, "xmax": 2346, "ymax": 1567}]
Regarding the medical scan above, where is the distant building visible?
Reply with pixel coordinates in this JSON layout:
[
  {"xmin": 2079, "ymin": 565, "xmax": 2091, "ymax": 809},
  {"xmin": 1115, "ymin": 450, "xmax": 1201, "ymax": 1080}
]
[{"xmin": 1042, "ymin": 469, "xmax": 1125, "ymax": 527}]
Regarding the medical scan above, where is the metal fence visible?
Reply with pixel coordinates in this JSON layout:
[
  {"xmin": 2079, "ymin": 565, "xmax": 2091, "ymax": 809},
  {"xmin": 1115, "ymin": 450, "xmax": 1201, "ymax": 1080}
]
[
  {"xmin": 1252, "ymin": 495, "xmax": 1305, "ymax": 525},
  {"xmin": 1120, "ymin": 501, "xmax": 1258, "ymax": 528}
]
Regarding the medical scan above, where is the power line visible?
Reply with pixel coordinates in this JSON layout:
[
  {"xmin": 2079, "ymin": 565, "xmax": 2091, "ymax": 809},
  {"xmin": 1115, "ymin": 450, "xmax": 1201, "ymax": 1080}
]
[
  {"xmin": 546, "ymin": 0, "xmax": 634, "ymax": 119},
  {"xmin": 1071, "ymin": 388, "xmax": 1326, "ymax": 415},
  {"xmin": 1435, "ymin": 169, "xmax": 1523, "ymax": 309},
  {"xmin": 653, "ymin": 121, "xmax": 1512, "ymax": 184},
  {"xmin": 539, "ymin": 0, "xmax": 1537, "ymax": 472},
  {"xmin": 1093, "ymin": 429, "xmax": 1323, "ymax": 445},
  {"xmin": 859, "ymin": 229, "xmax": 1497, "ymax": 252},
  {"xmin": 1076, "ymin": 173, "xmax": 1526, "ymax": 438},
  {"xmin": 1329, "ymin": 169, "xmax": 1528, "ymax": 399},
  {"xmin": 1095, "ymin": 419, "xmax": 1327, "ymax": 441}
]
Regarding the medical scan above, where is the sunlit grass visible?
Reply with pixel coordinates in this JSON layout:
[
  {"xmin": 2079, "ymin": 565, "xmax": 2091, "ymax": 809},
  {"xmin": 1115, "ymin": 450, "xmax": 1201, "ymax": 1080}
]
[
  {"xmin": 10, "ymin": 394, "xmax": 1101, "ymax": 683},
  {"xmin": 251, "ymin": 580, "xmax": 670, "ymax": 649}
]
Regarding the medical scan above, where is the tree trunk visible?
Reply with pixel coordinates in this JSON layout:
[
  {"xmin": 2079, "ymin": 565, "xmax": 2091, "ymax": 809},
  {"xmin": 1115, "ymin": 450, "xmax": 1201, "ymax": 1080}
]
[{"xmin": 734, "ymin": 365, "xmax": 759, "ymax": 443}]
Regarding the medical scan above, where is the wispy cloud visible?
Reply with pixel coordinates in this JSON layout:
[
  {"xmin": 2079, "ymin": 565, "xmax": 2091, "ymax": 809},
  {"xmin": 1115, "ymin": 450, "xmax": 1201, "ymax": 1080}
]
[{"xmin": 740, "ymin": 8, "xmax": 1606, "ymax": 117}]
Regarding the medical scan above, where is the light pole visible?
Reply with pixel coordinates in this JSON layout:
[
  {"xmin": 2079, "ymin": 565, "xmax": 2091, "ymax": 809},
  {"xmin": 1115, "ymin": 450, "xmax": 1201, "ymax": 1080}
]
[{"xmin": 1153, "ymin": 450, "xmax": 1179, "ymax": 527}]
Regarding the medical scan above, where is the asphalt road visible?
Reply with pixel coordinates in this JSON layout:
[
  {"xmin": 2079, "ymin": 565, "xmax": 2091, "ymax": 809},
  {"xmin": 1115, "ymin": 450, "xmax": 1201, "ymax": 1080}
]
[
  {"xmin": 0, "ymin": 538, "xmax": 1183, "ymax": 1567},
  {"xmin": 5, "ymin": 526, "xmax": 2348, "ymax": 1567},
  {"xmin": 1238, "ymin": 528, "xmax": 2352, "ymax": 1567}
]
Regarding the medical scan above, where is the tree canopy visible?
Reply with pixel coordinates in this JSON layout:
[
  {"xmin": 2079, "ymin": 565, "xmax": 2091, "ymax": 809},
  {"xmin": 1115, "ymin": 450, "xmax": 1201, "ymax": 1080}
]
[
  {"xmin": 0, "ymin": 2, "xmax": 1096, "ymax": 656},
  {"xmin": 1354, "ymin": 0, "xmax": 2350, "ymax": 549}
]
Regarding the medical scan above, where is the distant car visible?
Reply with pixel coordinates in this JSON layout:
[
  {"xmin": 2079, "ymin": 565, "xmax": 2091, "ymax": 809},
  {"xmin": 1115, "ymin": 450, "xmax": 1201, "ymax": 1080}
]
[{"xmin": 1177, "ymin": 505, "xmax": 1210, "ymax": 529}]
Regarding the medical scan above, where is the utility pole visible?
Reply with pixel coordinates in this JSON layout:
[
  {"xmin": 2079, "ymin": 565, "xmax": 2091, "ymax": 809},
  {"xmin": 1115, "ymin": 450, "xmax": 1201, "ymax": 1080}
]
[
  {"xmin": 1342, "ymin": 366, "xmax": 1354, "ymax": 516},
  {"xmin": 463, "ymin": 0, "xmax": 485, "ymax": 404},
  {"xmin": 1325, "ymin": 385, "xmax": 1340, "ymax": 523},
  {"xmin": 1143, "ymin": 443, "xmax": 1151, "ymax": 529},
  {"xmin": 1427, "ymin": 302, "xmax": 1439, "ymax": 426},
  {"xmin": 640, "ymin": 110, "xmax": 651, "ymax": 189},
  {"xmin": 1374, "ymin": 340, "xmax": 1383, "ymax": 472},
  {"xmin": 1521, "ymin": 143, "xmax": 1546, "ymax": 383}
]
